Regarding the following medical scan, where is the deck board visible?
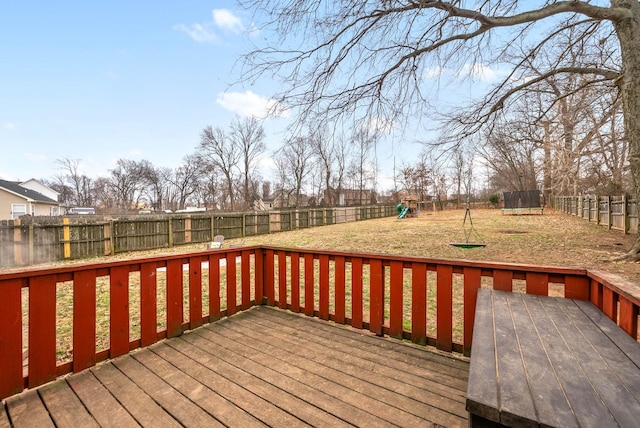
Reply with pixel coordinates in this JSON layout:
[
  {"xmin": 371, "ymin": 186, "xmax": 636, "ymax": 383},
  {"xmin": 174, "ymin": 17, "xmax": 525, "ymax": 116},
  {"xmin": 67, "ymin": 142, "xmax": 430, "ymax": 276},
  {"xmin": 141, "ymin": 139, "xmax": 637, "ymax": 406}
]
[{"xmin": 1, "ymin": 306, "xmax": 469, "ymax": 427}]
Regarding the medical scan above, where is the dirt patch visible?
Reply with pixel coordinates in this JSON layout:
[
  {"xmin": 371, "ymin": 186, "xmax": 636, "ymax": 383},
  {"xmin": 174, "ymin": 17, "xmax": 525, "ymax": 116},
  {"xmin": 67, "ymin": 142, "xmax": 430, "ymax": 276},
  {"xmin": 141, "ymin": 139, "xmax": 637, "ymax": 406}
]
[{"xmin": 498, "ymin": 230, "xmax": 530, "ymax": 234}]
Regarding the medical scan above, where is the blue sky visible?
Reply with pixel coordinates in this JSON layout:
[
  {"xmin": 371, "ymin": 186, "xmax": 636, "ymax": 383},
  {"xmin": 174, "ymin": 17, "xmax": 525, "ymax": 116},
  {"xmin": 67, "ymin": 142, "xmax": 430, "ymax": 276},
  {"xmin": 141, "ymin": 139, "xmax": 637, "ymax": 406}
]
[
  {"xmin": 0, "ymin": 2, "xmax": 505, "ymax": 191},
  {"xmin": 0, "ymin": 2, "xmax": 294, "ymax": 184}
]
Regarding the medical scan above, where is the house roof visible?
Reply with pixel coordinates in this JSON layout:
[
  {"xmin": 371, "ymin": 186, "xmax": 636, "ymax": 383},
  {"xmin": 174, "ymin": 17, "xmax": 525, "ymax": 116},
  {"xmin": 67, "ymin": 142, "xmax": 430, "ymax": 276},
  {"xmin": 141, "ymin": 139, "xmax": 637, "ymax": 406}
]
[{"xmin": 0, "ymin": 179, "xmax": 59, "ymax": 204}]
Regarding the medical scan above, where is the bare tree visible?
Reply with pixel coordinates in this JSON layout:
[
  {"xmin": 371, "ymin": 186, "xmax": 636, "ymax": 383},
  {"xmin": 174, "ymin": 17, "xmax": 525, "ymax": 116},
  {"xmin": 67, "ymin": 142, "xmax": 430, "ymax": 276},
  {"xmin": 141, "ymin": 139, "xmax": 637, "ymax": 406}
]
[
  {"xmin": 275, "ymin": 135, "xmax": 315, "ymax": 206},
  {"xmin": 108, "ymin": 159, "xmax": 152, "ymax": 211},
  {"xmin": 143, "ymin": 166, "xmax": 171, "ymax": 211},
  {"xmin": 231, "ymin": 116, "xmax": 266, "ymax": 208},
  {"xmin": 348, "ymin": 128, "xmax": 378, "ymax": 205},
  {"xmin": 310, "ymin": 127, "xmax": 336, "ymax": 206},
  {"xmin": 54, "ymin": 158, "xmax": 94, "ymax": 207},
  {"xmin": 166, "ymin": 154, "xmax": 203, "ymax": 210},
  {"xmin": 92, "ymin": 176, "xmax": 115, "ymax": 210},
  {"xmin": 399, "ymin": 153, "xmax": 431, "ymax": 203},
  {"xmin": 199, "ymin": 126, "xmax": 241, "ymax": 210},
  {"xmin": 240, "ymin": 1, "xmax": 640, "ymax": 257}
]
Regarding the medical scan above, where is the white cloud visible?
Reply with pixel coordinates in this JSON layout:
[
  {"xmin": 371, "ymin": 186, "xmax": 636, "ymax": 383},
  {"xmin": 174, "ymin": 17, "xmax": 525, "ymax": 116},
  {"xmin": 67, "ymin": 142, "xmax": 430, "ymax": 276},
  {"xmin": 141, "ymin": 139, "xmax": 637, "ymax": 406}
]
[
  {"xmin": 423, "ymin": 66, "xmax": 445, "ymax": 79},
  {"xmin": 3, "ymin": 122, "xmax": 16, "ymax": 131},
  {"xmin": 173, "ymin": 23, "xmax": 220, "ymax": 44},
  {"xmin": 216, "ymin": 90, "xmax": 288, "ymax": 119},
  {"xmin": 175, "ymin": 9, "xmax": 251, "ymax": 43},
  {"xmin": 458, "ymin": 63, "xmax": 502, "ymax": 82},
  {"xmin": 365, "ymin": 117, "xmax": 395, "ymax": 135},
  {"xmin": 213, "ymin": 9, "xmax": 244, "ymax": 34},
  {"xmin": 423, "ymin": 63, "xmax": 505, "ymax": 83}
]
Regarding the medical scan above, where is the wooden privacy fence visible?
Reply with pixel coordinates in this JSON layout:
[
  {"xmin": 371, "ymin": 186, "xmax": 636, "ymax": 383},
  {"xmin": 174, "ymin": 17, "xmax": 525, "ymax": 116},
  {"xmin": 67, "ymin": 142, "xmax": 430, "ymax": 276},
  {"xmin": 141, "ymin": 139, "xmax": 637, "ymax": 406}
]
[
  {"xmin": 552, "ymin": 195, "xmax": 639, "ymax": 234},
  {"xmin": 0, "ymin": 205, "xmax": 396, "ymax": 268},
  {"xmin": 1, "ymin": 245, "xmax": 638, "ymax": 400}
]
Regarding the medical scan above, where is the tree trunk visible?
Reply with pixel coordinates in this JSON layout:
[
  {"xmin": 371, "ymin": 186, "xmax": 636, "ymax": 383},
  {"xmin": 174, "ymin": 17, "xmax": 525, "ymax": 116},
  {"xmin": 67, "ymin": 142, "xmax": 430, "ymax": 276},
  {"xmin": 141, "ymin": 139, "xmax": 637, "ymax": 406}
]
[{"xmin": 612, "ymin": 0, "xmax": 640, "ymax": 260}]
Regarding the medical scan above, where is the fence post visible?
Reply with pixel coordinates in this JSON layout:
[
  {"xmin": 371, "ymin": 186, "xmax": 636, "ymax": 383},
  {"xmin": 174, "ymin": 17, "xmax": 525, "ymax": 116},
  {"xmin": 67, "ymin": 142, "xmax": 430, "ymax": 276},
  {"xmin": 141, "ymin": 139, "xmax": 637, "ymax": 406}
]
[
  {"xmin": 103, "ymin": 221, "xmax": 111, "ymax": 255},
  {"xmin": 63, "ymin": 217, "xmax": 71, "ymax": 259},
  {"xmin": 168, "ymin": 218, "xmax": 173, "ymax": 247},
  {"xmin": 580, "ymin": 196, "xmax": 584, "ymax": 219},
  {"xmin": 185, "ymin": 215, "xmax": 192, "ymax": 243},
  {"xmin": 595, "ymin": 195, "xmax": 600, "ymax": 225},
  {"xmin": 13, "ymin": 220, "xmax": 21, "ymax": 265},
  {"xmin": 623, "ymin": 194, "xmax": 628, "ymax": 234},
  {"xmin": 28, "ymin": 224, "xmax": 34, "ymax": 265}
]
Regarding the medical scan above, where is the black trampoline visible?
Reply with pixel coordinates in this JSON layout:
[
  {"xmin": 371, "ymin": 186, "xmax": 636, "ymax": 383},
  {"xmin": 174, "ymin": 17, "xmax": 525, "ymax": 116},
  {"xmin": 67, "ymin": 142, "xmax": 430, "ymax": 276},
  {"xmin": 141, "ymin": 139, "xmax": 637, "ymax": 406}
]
[{"xmin": 501, "ymin": 190, "xmax": 544, "ymax": 215}]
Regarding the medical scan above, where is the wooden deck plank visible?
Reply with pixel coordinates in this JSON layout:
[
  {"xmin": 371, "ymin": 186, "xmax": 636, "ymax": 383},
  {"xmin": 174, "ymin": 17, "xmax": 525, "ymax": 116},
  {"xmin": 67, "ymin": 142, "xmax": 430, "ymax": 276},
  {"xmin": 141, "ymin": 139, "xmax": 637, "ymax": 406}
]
[
  {"xmin": 4, "ymin": 390, "xmax": 54, "ymax": 428},
  {"xmin": 576, "ymin": 299, "xmax": 640, "ymax": 368},
  {"xmin": 176, "ymin": 329, "xmax": 380, "ymax": 427},
  {"xmin": 520, "ymin": 295, "xmax": 617, "ymax": 427},
  {"xmin": 466, "ymin": 288, "xmax": 500, "ymax": 423},
  {"xmin": 197, "ymin": 312, "xmax": 456, "ymax": 426},
  {"xmin": 552, "ymin": 298, "xmax": 640, "ymax": 427},
  {"xmin": 0, "ymin": 403, "xmax": 9, "ymax": 428},
  {"xmin": 252, "ymin": 309, "xmax": 468, "ymax": 404},
  {"xmin": 491, "ymin": 290, "xmax": 538, "ymax": 427},
  {"xmin": 90, "ymin": 361, "xmax": 181, "ymax": 427},
  {"xmin": 262, "ymin": 306, "xmax": 470, "ymax": 382},
  {"xmin": 131, "ymin": 347, "xmax": 267, "ymax": 427},
  {"xmin": 257, "ymin": 307, "xmax": 469, "ymax": 391},
  {"xmin": 112, "ymin": 355, "xmax": 225, "ymax": 427},
  {"xmin": 66, "ymin": 370, "xmax": 140, "ymax": 428},
  {"xmin": 154, "ymin": 338, "xmax": 314, "ymax": 428},
  {"xmin": 3, "ymin": 306, "xmax": 469, "ymax": 427},
  {"xmin": 513, "ymin": 294, "xmax": 579, "ymax": 428},
  {"xmin": 217, "ymin": 311, "xmax": 468, "ymax": 427},
  {"xmin": 38, "ymin": 379, "xmax": 100, "ymax": 428}
]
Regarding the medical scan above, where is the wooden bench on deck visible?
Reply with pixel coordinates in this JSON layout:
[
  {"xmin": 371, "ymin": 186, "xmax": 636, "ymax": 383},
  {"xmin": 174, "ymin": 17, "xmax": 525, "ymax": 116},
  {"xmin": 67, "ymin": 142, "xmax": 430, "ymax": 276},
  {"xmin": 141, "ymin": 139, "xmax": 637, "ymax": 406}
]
[{"xmin": 466, "ymin": 289, "xmax": 640, "ymax": 428}]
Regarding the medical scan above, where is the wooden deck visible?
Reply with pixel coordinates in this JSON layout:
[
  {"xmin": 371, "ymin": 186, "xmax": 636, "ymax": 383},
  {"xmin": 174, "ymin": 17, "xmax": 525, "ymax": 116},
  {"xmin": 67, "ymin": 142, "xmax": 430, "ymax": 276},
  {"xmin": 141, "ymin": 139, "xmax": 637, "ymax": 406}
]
[{"xmin": 1, "ymin": 306, "xmax": 469, "ymax": 427}]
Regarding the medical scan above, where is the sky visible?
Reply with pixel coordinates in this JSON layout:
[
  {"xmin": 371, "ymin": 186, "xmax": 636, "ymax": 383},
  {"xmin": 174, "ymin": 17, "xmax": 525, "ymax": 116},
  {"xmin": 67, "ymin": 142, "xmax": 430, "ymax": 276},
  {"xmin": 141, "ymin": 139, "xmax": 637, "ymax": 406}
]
[
  {"xmin": 0, "ymin": 2, "xmax": 295, "ymax": 184},
  {"xmin": 0, "ymin": 2, "xmax": 502, "ymax": 191}
]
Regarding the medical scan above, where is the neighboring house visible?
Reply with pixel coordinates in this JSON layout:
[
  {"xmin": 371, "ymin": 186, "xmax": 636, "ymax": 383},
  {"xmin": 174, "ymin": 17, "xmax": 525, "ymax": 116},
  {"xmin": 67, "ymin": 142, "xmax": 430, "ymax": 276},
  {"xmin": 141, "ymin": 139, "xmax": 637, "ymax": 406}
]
[
  {"xmin": 0, "ymin": 179, "xmax": 62, "ymax": 220},
  {"xmin": 334, "ymin": 188, "xmax": 375, "ymax": 206},
  {"xmin": 254, "ymin": 190, "xmax": 309, "ymax": 210}
]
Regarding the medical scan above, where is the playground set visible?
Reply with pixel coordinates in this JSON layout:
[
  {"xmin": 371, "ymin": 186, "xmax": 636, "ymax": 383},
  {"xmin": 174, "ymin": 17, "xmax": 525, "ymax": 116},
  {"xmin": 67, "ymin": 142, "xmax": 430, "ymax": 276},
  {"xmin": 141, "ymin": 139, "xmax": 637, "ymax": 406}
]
[{"xmin": 396, "ymin": 197, "xmax": 419, "ymax": 219}]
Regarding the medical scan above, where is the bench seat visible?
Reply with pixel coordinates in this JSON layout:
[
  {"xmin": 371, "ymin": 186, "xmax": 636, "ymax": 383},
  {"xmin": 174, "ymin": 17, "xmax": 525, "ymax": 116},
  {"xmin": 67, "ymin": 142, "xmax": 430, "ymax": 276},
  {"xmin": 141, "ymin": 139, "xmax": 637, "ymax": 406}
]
[{"xmin": 466, "ymin": 289, "xmax": 640, "ymax": 428}]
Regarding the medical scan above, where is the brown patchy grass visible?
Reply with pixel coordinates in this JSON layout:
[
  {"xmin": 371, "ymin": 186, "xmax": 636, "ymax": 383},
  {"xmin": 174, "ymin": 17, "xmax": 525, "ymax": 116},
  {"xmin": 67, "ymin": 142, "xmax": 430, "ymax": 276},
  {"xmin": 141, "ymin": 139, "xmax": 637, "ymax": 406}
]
[
  {"xmin": 235, "ymin": 208, "xmax": 640, "ymax": 282},
  {"xmin": 15, "ymin": 208, "xmax": 640, "ymax": 364}
]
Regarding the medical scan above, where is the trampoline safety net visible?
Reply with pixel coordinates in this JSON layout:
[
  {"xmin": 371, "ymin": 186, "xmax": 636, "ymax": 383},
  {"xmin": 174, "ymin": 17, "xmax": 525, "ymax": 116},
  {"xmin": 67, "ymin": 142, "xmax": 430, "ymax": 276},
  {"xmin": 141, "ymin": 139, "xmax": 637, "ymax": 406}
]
[{"xmin": 502, "ymin": 190, "xmax": 543, "ymax": 209}]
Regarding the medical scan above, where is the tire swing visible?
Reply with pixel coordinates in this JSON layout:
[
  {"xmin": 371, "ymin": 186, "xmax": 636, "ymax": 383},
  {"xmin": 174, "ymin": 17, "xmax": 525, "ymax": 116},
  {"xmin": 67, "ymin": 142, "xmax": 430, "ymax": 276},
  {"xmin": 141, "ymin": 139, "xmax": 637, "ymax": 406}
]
[{"xmin": 449, "ymin": 200, "xmax": 486, "ymax": 248}]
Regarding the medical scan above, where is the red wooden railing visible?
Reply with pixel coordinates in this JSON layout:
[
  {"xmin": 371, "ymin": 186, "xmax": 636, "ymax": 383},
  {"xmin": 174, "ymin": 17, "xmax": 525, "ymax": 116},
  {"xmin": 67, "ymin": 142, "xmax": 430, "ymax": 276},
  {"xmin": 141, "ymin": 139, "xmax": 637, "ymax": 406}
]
[{"xmin": 1, "ymin": 245, "xmax": 639, "ymax": 400}]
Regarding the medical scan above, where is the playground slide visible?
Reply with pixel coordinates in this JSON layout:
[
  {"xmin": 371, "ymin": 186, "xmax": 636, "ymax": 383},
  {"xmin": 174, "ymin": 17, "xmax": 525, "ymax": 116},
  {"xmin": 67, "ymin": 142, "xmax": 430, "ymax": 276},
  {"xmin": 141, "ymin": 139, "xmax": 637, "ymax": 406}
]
[{"xmin": 397, "ymin": 207, "xmax": 409, "ymax": 219}]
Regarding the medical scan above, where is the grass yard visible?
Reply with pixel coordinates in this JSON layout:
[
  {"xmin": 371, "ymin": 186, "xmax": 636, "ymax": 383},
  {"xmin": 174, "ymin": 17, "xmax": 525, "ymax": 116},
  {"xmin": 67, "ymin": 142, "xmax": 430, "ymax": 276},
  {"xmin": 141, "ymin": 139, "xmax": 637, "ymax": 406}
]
[
  {"xmin": 233, "ymin": 207, "xmax": 640, "ymax": 282},
  {"xmin": 12, "ymin": 207, "xmax": 640, "ymax": 364}
]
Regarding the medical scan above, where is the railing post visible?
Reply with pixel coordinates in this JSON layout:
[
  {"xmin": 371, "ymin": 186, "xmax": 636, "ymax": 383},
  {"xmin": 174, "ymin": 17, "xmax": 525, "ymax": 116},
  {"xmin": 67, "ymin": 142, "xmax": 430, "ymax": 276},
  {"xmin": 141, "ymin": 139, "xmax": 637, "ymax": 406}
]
[
  {"xmin": 436, "ymin": 265, "xmax": 453, "ymax": 352},
  {"xmin": 0, "ymin": 278, "xmax": 24, "ymax": 400},
  {"xmin": 411, "ymin": 263, "xmax": 427, "ymax": 346},
  {"xmin": 463, "ymin": 267, "xmax": 482, "ymax": 357},
  {"xmin": 389, "ymin": 260, "xmax": 404, "ymax": 340},
  {"xmin": 369, "ymin": 259, "xmax": 384, "ymax": 336}
]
